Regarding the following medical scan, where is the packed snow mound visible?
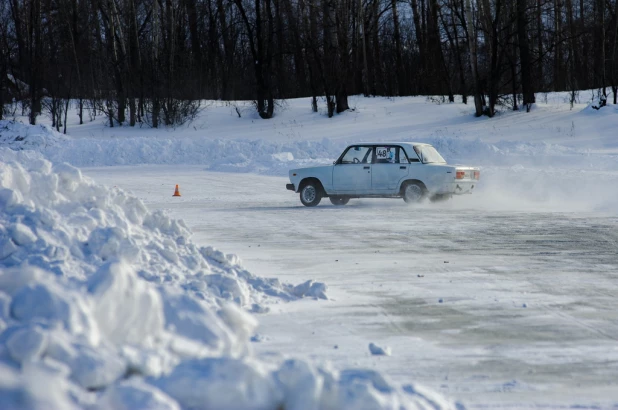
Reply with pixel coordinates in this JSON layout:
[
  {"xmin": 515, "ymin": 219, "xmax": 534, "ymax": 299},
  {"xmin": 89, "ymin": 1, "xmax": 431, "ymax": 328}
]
[
  {"xmin": 0, "ymin": 148, "xmax": 458, "ymax": 409},
  {"xmin": 0, "ymin": 120, "xmax": 334, "ymax": 174},
  {"xmin": 3, "ymin": 119, "xmax": 612, "ymax": 174},
  {"xmin": 0, "ymin": 121, "xmax": 61, "ymax": 151},
  {"xmin": 0, "ymin": 148, "xmax": 325, "ymax": 309}
]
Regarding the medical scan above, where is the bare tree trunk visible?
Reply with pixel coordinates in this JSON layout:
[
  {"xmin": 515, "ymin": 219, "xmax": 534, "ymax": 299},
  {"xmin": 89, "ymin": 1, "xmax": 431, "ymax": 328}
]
[
  {"xmin": 358, "ymin": 0, "xmax": 370, "ymax": 95},
  {"xmin": 370, "ymin": 0, "xmax": 382, "ymax": 95},
  {"xmin": 265, "ymin": 0, "xmax": 275, "ymax": 117},
  {"xmin": 444, "ymin": 0, "xmax": 467, "ymax": 103},
  {"xmin": 110, "ymin": 0, "xmax": 126, "ymax": 123},
  {"xmin": 323, "ymin": 0, "xmax": 337, "ymax": 117},
  {"xmin": 63, "ymin": 96, "xmax": 70, "ymax": 134},
  {"xmin": 517, "ymin": 0, "xmax": 535, "ymax": 109},
  {"xmin": 565, "ymin": 0, "xmax": 579, "ymax": 106},
  {"xmin": 283, "ymin": 0, "xmax": 308, "ymax": 96},
  {"xmin": 217, "ymin": 0, "xmax": 234, "ymax": 99},
  {"xmin": 152, "ymin": 0, "xmax": 160, "ymax": 128},
  {"xmin": 410, "ymin": 0, "xmax": 424, "ymax": 93},
  {"xmin": 234, "ymin": 0, "xmax": 274, "ymax": 118},
  {"xmin": 302, "ymin": 0, "xmax": 320, "ymax": 112},
  {"xmin": 63, "ymin": 0, "xmax": 84, "ymax": 125},
  {"xmin": 465, "ymin": 0, "xmax": 483, "ymax": 116},
  {"xmin": 0, "ymin": 12, "xmax": 7, "ymax": 120},
  {"xmin": 427, "ymin": 0, "xmax": 450, "ymax": 99},
  {"xmin": 392, "ymin": 0, "xmax": 404, "ymax": 95},
  {"xmin": 611, "ymin": 1, "xmax": 618, "ymax": 105},
  {"xmin": 274, "ymin": 0, "xmax": 287, "ymax": 96},
  {"xmin": 598, "ymin": 0, "xmax": 607, "ymax": 96},
  {"xmin": 29, "ymin": 0, "xmax": 42, "ymax": 125},
  {"xmin": 511, "ymin": 1, "xmax": 519, "ymax": 111},
  {"xmin": 553, "ymin": 0, "xmax": 563, "ymax": 90},
  {"xmin": 184, "ymin": 0, "xmax": 202, "ymax": 96},
  {"xmin": 311, "ymin": 1, "xmax": 320, "ymax": 111},
  {"xmin": 0, "ymin": 59, "xmax": 5, "ymax": 120},
  {"xmin": 537, "ymin": 0, "xmax": 543, "ymax": 89},
  {"xmin": 480, "ymin": 0, "xmax": 503, "ymax": 117},
  {"xmin": 580, "ymin": 0, "xmax": 588, "ymax": 87},
  {"xmin": 128, "ymin": 0, "xmax": 142, "ymax": 126},
  {"xmin": 335, "ymin": 2, "xmax": 350, "ymax": 112}
]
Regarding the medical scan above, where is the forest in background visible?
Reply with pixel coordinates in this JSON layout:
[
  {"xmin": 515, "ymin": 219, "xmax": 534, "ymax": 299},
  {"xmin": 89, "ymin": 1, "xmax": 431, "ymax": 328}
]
[{"xmin": 0, "ymin": 0, "xmax": 617, "ymax": 130}]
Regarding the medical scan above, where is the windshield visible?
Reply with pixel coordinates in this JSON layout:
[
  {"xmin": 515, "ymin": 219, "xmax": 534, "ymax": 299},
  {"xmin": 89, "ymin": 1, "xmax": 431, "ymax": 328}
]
[{"xmin": 414, "ymin": 145, "xmax": 446, "ymax": 164}]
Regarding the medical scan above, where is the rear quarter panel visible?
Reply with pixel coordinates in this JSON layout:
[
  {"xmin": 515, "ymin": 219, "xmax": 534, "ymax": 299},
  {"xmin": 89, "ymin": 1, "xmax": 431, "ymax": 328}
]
[{"xmin": 405, "ymin": 163, "xmax": 456, "ymax": 194}]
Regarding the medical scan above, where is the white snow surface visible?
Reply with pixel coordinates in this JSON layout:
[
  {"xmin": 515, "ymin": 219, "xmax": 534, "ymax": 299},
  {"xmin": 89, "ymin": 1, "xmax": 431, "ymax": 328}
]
[
  {"xmin": 2, "ymin": 95, "xmax": 618, "ymax": 174},
  {"xmin": 0, "ymin": 147, "xmax": 455, "ymax": 409},
  {"xmin": 2, "ymin": 93, "xmax": 618, "ymax": 409}
]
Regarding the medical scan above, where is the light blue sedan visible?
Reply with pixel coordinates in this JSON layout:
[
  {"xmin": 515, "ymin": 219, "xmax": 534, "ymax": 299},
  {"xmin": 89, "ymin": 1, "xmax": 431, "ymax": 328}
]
[{"xmin": 286, "ymin": 142, "xmax": 479, "ymax": 207}]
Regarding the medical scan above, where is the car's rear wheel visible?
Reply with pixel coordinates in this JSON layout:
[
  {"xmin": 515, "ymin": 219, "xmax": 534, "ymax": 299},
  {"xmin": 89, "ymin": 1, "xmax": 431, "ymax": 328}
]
[
  {"xmin": 402, "ymin": 182, "xmax": 426, "ymax": 204},
  {"xmin": 329, "ymin": 196, "xmax": 350, "ymax": 206},
  {"xmin": 300, "ymin": 181, "xmax": 322, "ymax": 207}
]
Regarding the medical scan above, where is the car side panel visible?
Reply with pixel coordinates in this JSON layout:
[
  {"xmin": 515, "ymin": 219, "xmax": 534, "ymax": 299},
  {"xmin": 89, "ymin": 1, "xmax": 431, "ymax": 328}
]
[
  {"xmin": 332, "ymin": 164, "xmax": 372, "ymax": 194},
  {"xmin": 370, "ymin": 163, "xmax": 410, "ymax": 193}
]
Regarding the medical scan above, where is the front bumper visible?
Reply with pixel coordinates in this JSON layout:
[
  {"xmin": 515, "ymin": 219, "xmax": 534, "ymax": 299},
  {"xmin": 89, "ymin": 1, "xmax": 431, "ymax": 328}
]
[{"xmin": 286, "ymin": 183, "xmax": 295, "ymax": 191}]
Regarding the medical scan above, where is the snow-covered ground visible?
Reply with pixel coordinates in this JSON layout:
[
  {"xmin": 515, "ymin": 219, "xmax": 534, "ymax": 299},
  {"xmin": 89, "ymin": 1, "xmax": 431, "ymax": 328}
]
[{"xmin": 2, "ymin": 94, "xmax": 618, "ymax": 409}]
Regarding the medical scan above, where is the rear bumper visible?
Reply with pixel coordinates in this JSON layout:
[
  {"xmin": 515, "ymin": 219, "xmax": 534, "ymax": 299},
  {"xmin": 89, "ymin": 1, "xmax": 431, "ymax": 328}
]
[
  {"xmin": 286, "ymin": 183, "xmax": 295, "ymax": 191},
  {"xmin": 437, "ymin": 181, "xmax": 476, "ymax": 195},
  {"xmin": 452, "ymin": 181, "xmax": 476, "ymax": 195}
]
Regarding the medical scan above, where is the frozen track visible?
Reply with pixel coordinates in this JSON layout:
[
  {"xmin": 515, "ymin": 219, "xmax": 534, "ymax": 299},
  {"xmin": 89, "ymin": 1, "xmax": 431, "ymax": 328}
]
[{"xmin": 85, "ymin": 165, "xmax": 618, "ymax": 409}]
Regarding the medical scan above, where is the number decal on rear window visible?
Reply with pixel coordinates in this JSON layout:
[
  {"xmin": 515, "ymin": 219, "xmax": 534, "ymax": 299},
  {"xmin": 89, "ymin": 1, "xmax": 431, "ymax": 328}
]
[{"xmin": 376, "ymin": 147, "xmax": 388, "ymax": 159}]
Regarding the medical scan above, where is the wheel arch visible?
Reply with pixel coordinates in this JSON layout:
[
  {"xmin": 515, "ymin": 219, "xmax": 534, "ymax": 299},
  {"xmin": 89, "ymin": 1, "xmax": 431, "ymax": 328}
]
[
  {"xmin": 299, "ymin": 177, "xmax": 327, "ymax": 196},
  {"xmin": 399, "ymin": 179, "xmax": 428, "ymax": 195}
]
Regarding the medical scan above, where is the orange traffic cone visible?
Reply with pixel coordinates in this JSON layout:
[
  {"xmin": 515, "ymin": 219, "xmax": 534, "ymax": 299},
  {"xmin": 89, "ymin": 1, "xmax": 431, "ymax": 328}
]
[{"xmin": 172, "ymin": 184, "xmax": 181, "ymax": 197}]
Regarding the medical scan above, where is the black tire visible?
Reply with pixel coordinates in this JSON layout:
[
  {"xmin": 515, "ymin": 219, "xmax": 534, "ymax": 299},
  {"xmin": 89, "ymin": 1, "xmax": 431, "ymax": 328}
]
[
  {"xmin": 402, "ymin": 182, "xmax": 426, "ymax": 204},
  {"xmin": 329, "ymin": 196, "xmax": 350, "ymax": 206},
  {"xmin": 299, "ymin": 181, "xmax": 322, "ymax": 207}
]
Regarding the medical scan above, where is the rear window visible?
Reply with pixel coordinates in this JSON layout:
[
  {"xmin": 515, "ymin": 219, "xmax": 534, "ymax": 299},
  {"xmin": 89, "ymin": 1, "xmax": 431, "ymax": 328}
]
[{"xmin": 413, "ymin": 146, "xmax": 446, "ymax": 164}]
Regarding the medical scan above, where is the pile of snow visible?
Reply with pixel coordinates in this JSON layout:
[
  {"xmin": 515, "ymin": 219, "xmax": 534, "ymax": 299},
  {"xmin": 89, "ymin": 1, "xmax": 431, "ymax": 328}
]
[
  {"xmin": 0, "ymin": 148, "xmax": 458, "ymax": 409},
  {"xmin": 0, "ymin": 120, "xmax": 335, "ymax": 174},
  {"xmin": 4, "ymin": 119, "xmax": 616, "ymax": 174}
]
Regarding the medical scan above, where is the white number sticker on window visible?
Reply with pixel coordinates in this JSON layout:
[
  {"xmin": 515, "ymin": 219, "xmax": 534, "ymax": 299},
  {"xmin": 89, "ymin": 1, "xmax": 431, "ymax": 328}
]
[{"xmin": 376, "ymin": 147, "xmax": 389, "ymax": 159}]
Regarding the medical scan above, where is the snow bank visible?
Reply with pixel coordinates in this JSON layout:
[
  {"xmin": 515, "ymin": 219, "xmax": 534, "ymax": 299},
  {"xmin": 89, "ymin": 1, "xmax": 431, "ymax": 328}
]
[
  {"xmin": 3, "ymin": 119, "xmax": 616, "ymax": 175},
  {"xmin": 0, "ymin": 148, "xmax": 459, "ymax": 409},
  {"xmin": 0, "ymin": 120, "xmax": 335, "ymax": 174}
]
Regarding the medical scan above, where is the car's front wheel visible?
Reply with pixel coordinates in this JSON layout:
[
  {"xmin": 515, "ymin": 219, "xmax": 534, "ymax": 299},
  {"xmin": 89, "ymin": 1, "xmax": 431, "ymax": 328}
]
[
  {"xmin": 402, "ymin": 182, "xmax": 426, "ymax": 204},
  {"xmin": 329, "ymin": 196, "xmax": 350, "ymax": 206},
  {"xmin": 300, "ymin": 181, "xmax": 322, "ymax": 207}
]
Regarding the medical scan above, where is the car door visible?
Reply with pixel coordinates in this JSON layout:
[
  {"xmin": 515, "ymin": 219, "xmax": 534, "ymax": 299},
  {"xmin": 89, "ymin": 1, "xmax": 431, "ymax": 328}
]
[
  {"xmin": 332, "ymin": 146, "xmax": 373, "ymax": 194},
  {"xmin": 370, "ymin": 146, "xmax": 410, "ymax": 193}
]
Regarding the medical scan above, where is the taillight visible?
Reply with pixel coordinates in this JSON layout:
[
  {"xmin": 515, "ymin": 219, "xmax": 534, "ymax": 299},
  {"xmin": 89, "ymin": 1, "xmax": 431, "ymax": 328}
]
[
  {"xmin": 456, "ymin": 171, "xmax": 465, "ymax": 179},
  {"xmin": 474, "ymin": 170, "xmax": 480, "ymax": 180}
]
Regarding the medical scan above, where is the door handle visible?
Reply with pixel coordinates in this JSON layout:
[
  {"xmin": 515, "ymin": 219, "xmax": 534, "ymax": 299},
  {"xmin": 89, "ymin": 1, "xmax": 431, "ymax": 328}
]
[
  {"xmin": 363, "ymin": 166, "xmax": 370, "ymax": 169},
  {"xmin": 400, "ymin": 166, "xmax": 407, "ymax": 169}
]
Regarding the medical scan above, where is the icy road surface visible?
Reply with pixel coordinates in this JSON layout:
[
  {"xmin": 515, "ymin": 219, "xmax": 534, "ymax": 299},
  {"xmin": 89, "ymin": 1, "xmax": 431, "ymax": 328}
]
[{"xmin": 85, "ymin": 165, "xmax": 618, "ymax": 409}]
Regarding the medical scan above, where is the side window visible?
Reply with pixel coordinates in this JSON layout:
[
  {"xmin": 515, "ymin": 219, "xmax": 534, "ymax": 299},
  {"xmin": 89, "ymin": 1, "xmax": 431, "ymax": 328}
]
[
  {"xmin": 409, "ymin": 146, "xmax": 421, "ymax": 162},
  {"xmin": 374, "ymin": 146, "xmax": 396, "ymax": 164},
  {"xmin": 340, "ymin": 146, "xmax": 373, "ymax": 164},
  {"xmin": 398, "ymin": 147, "xmax": 410, "ymax": 164}
]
